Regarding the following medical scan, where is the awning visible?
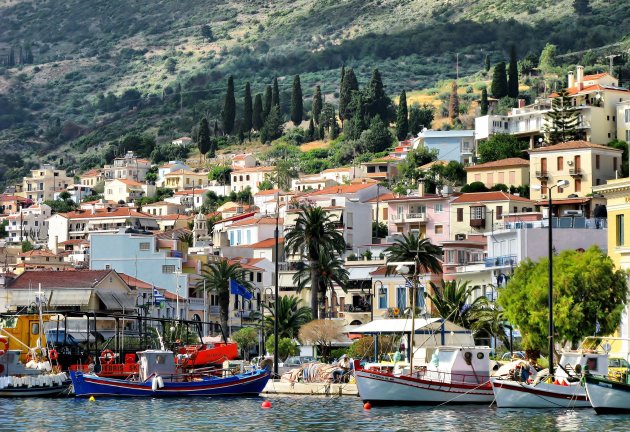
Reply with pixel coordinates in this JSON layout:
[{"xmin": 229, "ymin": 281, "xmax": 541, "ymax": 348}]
[
  {"xmin": 97, "ymin": 292, "xmax": 123, "ymax": 310},
  {"xmin": 8, "ymin": 290, "xmax": 41, "ymax": 307},
  {"xmin": 113, "ymin": 293, "xmax": 137, "ymax": 309},
  {"xmin": 50, "ymin": 290, "xmax": 93, "ymax": 306},
  {"xmin": 351, "ymin": 318, "xmax": 471, "ymax": 335},
  {"xmin": 348, "ymin": 266, "xmax": 379, "ymax": 280}
]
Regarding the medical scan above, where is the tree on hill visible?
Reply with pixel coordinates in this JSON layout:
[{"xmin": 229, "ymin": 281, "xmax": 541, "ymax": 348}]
[
  {"xmin": 545, "ymin": 89, "xmax": 580, "ymax": 144},
  {"xmin": 307, "ymin": 118, "xmax": 315, "ymax": 141},
  {"xmin": 480, "ymin": 88, "xmax": 489, "ymax": 115},
  {"xmin": 448, "ymin": 81, "xmax": 459, "ymax": 120},
  {"xmin": 222, "ymin": 76, "xmax": 236, "ymax": 135},
  {"xmin": 361, "ymin": 116, "xmax": 393, "ymax": 153},
  {"xmin": 399, "ymin": 147, "xmax": 439, "ymax": 182},
  {"xmin": 573, "ymin": 0, "xmax": 591, "ymax": 15},
  {"xmin": 319, "ymin": 103, "xmax": 337, "ymax": 138},
  {"xmin": 272, "ymin": 77, "xmax": 280, "ymax": 108},
  {"xmin": 243, "ymin": 82, "xmax": 253, "ymax": 140},
  {"xmin": 339, "ymin": 68, "xmax": 359, "ymax": 124},
  {"xmin": 312, "ymin": 85, "xmax": 323, "ymax": 125},
  {"xmin": 197, "ymin": 118, "xmax": 211, "ymax": 162},
  {"xmin": 491, "ymin": 62, "xmax": 508, "ymax": 98},
  {"xmin": 477, "ymin": 134, "xmax": 527, "ymax": 163},
  {"xmin": 290, "ymin": 75, "xmax": 303, "ymax": 126},
  {"xmin": 539, "ymin": 43, "xmax": 557, "ymax": 74},
  {"xmin": 608, "ymin": 140, "xmax": 629, "ymax": 177},
  {"xmin": 200, "ymin": 24, "xmax": 214, "ymax": 42},
  {"xmin": 508, "ymin": 46, "xmax": 519, "ymax": 98},
  {"xmin": 365, "ymin": 68, "xmax": 391, "ymax": 122},
  {"xmin": 253, "ymin": 93, "xmax": 263, "ymax": 131},
  {"xmin": 259, "ymin": 106, "xmax": 284, "ymax": 143},
  {"xmin": 485, "ymin": 54, "xmax": 490, "ymax": 72},
  {"xmin": 498, "ymin": 246, "xmax": 627, "ymax": 354},
  {"xmin": 396, "ymin": 90, "xmax": 409, "ymax": 140},
  {"xmin": 409, "ymin": 104, "xmax": 434, "ymax": 135},
  {"xmin": 263, "ymin": 86, "xmax": 272, "ymax": 120}
]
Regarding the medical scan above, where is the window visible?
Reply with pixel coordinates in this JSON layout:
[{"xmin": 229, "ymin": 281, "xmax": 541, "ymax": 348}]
[
  {"xmin": 162, "ymin": 265, "xmax": 176, "ymax": 274},
  {"xmin": 257, "ymin": 273, "xmax": 262, "ymax": 283},
  {"xmin": 509, "ymin": 171, "xmax": 516, "ymax": 184},
  {"xmin": 614, "ymin": 157, "xmax": 618, "ymax": 172},
  {"xmin": 396, "ymin": 286, "xmax": 407, "ymax": 310},
  {"xmin": 596, "ymin": 155, "xmax": 600, "ymax": 169},
  {"xmin": 416, "ymin": 286, "xmax": 425, "ymax": 309},
  {"xmin": 541, "ymin": 181, "xmax": 548, "ymax": 195},
  {"xmin": 487, "ymin": 173, "xmax": 494, "ymax": 186},
  {"xmin": 471, "ymin": 206, "xmax": 484, "ymax": 219},
  {"xmin": 139, "ymin": 242, "xmax": 150, "ymax": 251},
  {"xmin": 457, "ymin": 208, "xmax": 464, "ymax": 222},
  {"xmin": 498, "ymin": 172, "xmax": 505, "ymax": 184},
  {"xmin": 557, "ymin": 156, "xmax": 563, "ymax": 171},
  {"xmin": 625, "ymin": 109, "xmax": 630, "ymax": 123},
  {"xmin": 434, "ymin": 203, "xmax": 443, "ymax": 213},
  {"xmin": 435, "ymin": 225, "xmax": 443, "ymax": 234},
  {"xmin": 575, "ymin": 179, "xmax": 581, "ymax": 192},
  {"xmin": 246, "ymin": 175, "xmax": 250, "ymax": 181},
  {"xmin": 617, "ymin": 215, "xmax": 624, "ymax": 246},
  {"xmin": 474, "ymin": 173, "xmax": 481, "ymax": 182},
  {"xmin": 378, "ymin": 288, "xmax": 388, "ymax": 309},
  {"xmin": 496, "ymin": 206, "xmax": 503, "ymax": 220}
]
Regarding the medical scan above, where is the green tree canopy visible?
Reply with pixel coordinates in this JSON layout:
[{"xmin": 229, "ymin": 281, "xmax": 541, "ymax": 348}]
[
  {"xmin": 339, "ymin": 68, "xmax": 359, "ymax": 122},
  {"xmin": 265, "ymin": 335, "xmax": 299, "ymax": 360},
  {"xmin": 260, "ymin": 106, "xmax": 284, "ymax": 143},
  {"xmin": 361, "ymin": 116, "xmax": 393, "ymax": 153},
  {"xmin": 396, "ymin": 90, "xmax": 409, "ymax": 140},
  {"xmin": 261, "ymin": 295, "xmax": 312, "ymax": 339},
  {"xmin": 290, "ymin": 75, "xmax": 303, "ymax": 126},
  {"xmin": 263, "ymin": 85, "xmax": 272, "ymax": 120},
  {"xmin": 491, "ymin": 62, "xmax": 508, "ymax": 98},
  {"xmin": 461, "ymin": 181, "xmax": 490, "ymax": 193},
  {"xmin": 448, "ymin": 81, "xmax": 459, "ymax": 120},
  {"xmin": 480, "ymin": 88, "xmax": 489, "ymax": 116},
  {"xmin": 272, "ymin": 77, "xmax": 280, "ymax": 108},
  {"xmin": 253, "ymin": 93, "xmax": 264, "ymax": 131},
  {"xmin": 208, "ymin": 165, "xmax": 232, "ymax": 185},
  {"xmin": 222, "ymin": 75, "xmax": 236, "ymax": 135},
  {"xmin": 312, "ymin": 85, "xmax": 323, "ymax": 125},
  {"xmin": 477, "ymin": 134, "xmax": 527, "ymax": 163},
  {"xmin": 365, "ymin": 68, "xmax": 391, "ymax": 122},
  {"xmin": 539, "ymin": 43, "xmax": 557, "ymax": 74},
  {"xmin": 545, "ymin": 89, "xmax": 580, "ymax": 144},
  {"xmin": 197, "ymin": 118, "xmax": 211, "ymax": 160},
  {"xmin": 508, "ymin": 45, "xmax": 519, "ymax": 98},
  {"xmin": 232, "ymin": 327, "xmax": 258, "ymax": 360},
  {"xmin": 498, "ymin": 246, "xmax": 628, "ymax": 352},
  {"xmin": 409, "ymin": 104, "xmax": 434, "ymax": 135},
  {"xmin": 243, "ymin": 82, "xmax": 253, "ymax": 139}
]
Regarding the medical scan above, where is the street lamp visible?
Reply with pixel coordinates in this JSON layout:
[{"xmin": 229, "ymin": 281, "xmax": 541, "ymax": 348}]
[
  {"xmin": 531, "ymin": 179, "xmax": 569, "ymax": 376},
  {"xmin": 365, "ymin": 280, "xmax": 386, "ymax": 322},
  {"xmin": 394, "ymin": 262, "xmax": 417, "ymax": 371}
]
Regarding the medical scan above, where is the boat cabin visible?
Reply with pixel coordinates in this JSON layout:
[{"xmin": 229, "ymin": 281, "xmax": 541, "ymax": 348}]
[
  {"xmin": 138, "ymin": 350, "xmax": 177, "ymax": 381},
  {"xmin": 423, "ymin": 346, "xmax": 492, "ymax": 384},
  {"xmin": 0, "ymin": 350, "xmax": 45, "ymax": 376},
  {"xmin": 556, "ymin": 351, "xmax": 608, "ymax": 378}
]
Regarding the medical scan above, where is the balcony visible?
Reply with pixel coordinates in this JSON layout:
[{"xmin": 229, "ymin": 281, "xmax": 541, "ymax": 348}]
[
  {"xmin": 484, "ymin": 255, "xmax": 517, "ymax": 268},
  {"xmin": 405, "ymin": 213, "xmax": 427, "ymax": 223},
  {"xmin": 569, "ymin": 168, "xmax": 583, "ymax": 177},
  {"xmin": 343, "ymin": 304, "xmax": 372, "ymax": 313},
  {"xmin": 535, "ymin": 170, "xmax": 549, "ymax": 179},
  {"xmin": 470, "ymin": 218, "xmax": 485, "ymax": 228},
  {"xmin": 390, "ymin": 214, "xmax": 404, "ymax": 223}
]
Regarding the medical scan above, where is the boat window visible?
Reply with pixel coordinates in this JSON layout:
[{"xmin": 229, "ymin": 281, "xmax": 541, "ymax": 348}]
[
  {"xmin": 477, "ymin": 352, "xmax": 484, "ymax": 360},
  {"xmin": 586, "ymin": 357, "xmax": 598, "ymax": 371},
  {"xmin": 0, "ymin": 317, "xmax": 17, "ymax": 328},
  {"xmin": 156, "ymin": 355, "xmax": 165, "ymax": 364},
  {"xmin": 31, "ymin": 323, "xmax": 40, "ymax": 335}
]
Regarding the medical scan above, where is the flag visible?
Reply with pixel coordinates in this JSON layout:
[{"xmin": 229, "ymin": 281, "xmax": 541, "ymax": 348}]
[
  {"xmin": 153, "ymin": 287, "xmax": 166, "ymax": 304},
  {"xmin": 230, "ymin": 279, "xmax": 252, "ymax": 300},
  {"xmin": 405, "ymin": 279, "xmax": 414, "ymax": 289},
  {"xmin": 595, "ymin": 320, "xmax": 601, "ymax": 334}
]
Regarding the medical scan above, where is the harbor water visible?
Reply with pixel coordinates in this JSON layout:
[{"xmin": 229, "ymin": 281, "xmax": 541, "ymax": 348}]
[{"xmin": 2, "ymin": 395, "xmax": 630, "ymax": 431}]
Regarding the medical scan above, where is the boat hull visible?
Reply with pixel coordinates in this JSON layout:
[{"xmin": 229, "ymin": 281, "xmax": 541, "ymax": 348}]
[
  {"xmin": 491, "ymin": 379, "xmax": 590, "ymax": 408},
  {"xmin": 0, "ymin": 381, "xmax": 70, "ymax": 397},
  {"xmin": 584, "ymin": 375, "xmax": 630, "ymax": 414},
  {"xmin": 70, "ymin": 369, "xmax": 270, "ymax": 397},
  {"xmin": 355, "ymin": 369, "xmax": 494, "ymax": 405}
]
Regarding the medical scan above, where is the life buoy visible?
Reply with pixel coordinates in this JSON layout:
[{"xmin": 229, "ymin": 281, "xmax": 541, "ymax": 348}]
[
  {"xmin": 48, "ymin": 349, "xmax": 59, "ymax": 361},
  {"xmin": 100, "ymin": 349, "xmax": 115, "ymax": 364},
  {"xmin": 0, "ymin": 336, "xmax": 7, "ymax": 356}
]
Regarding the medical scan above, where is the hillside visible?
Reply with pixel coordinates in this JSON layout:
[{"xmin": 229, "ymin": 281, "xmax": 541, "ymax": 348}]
[{"xmin": 1, "ymin": 0, "xmax": 630, "ymax": 184}]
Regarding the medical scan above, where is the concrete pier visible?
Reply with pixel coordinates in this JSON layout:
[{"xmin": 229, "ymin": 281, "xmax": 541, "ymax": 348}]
[{"xmin": 262, "ymin": 380, "xmax": 358, "ymax": 396}]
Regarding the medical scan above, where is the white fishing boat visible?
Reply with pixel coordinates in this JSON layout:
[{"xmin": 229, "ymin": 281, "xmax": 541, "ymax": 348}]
[
  {"xmin": 584, "ymin": 374, "xmax": 630, "ymax": 414},
  {"xmin": 0, "ymin": 345, "xmax": 69, "ymax": 397},
  {"xmin": 491, "ymin": 350, "xmax": 608, "ymax": 408}
]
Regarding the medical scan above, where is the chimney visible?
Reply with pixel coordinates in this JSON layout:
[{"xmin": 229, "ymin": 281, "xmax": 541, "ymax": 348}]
[
  {"xmin": 418, "ymin": 179, "xmax": 425, "ymax": 197},
  {"xmin": 576, "ymin": 65, "xmax": 584, "ymax": 86},
  {"xmin": 518, "ymin": 99, "xmax": 526, "ymax": 108},
  {"xmin": 568, "ymin": 71, "xmax": 575, "ymax": 89},
  {"xmin": 54, "ymin": 235, "xmax": 59, "ymax": 253}
]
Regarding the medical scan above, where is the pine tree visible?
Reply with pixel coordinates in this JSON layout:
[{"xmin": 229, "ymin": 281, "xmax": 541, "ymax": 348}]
[
  {"xmin": 448, "ymin": 81, "xmax": 459, "ymax": 120},
  {"xmin": 485, "ymin": 54, "xmax": 490, "ymax": 72},
  {"xmin": 396, "ymin": 90, "xmax": 409, "ymax": 140},
  {"xmin": 339, "ymin": 68, "xmax": 359, "ymax": 123},
  {"xmin": 365, "ymin": 68, "xmax": 391, "ymax": 122},
  {"xmin": 271, "ymin": 77, "xmax": 280, "ymax": 108},
  {"xmin": 573, "ymin": 0, "xmax": 591, "ymax": 15},
  {"xmin": 480, "ymin": 88, "xmax": 489, "ymax": 115},
  {"xmin": 308, "ymin": 118, "xmax": 315, "ymax": 141},
  {"xmin": 545, "ymin": 89, "xmax": 580, "ymax": 144},
  {"xmin": 197, "ymin": 118, "xmax": 211, "ymax": 162},
  {"xmin": 222, "ymin": 76, "xmax": 236, "ymax": 135},
  {"xmin": 23, "ymin": 44, "xmax": 33, "ymax": 64},
  {"xmin": 491, "ymin": 62, "xmax": 508, "ymax": 98},
  {"xmin": 290, "ymin": 75, "xmax": 303, "ymax": 126},
  {"xmin": 508, "ymin": 46, "xmax": 519, "ymax": 98},
  {"xmin": 312, "ymin": 85, "xmax": 323, "ymax": 125},
  {"xmin": 253, "ymin": 93, "xmax": 263, "ymax": 131},
  {"xmin": 260, "ymin": 106, "xmax": 284, "ymax": 143},
  {"xmin": 263, "ymin": 86, "xmax": 272, "ymax": 120},
  {"xmin": 243, "ymin": 82, "xmax": 253, "ymax": 140}
]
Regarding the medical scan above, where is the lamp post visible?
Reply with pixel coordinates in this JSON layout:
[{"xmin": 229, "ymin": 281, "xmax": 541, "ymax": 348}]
[
  {"xmin": 174, "ymin": 268, "xmax": 182, "ymax": 321},
  {"xmin": 395, "ymin": 263, "xmax": 417, "ymax": 371},
  {"xmin": 367, "ymin": 280, "xmax": 385, "ymax": 322},
  {"xmin": 532, "ymin": 179, "xmax": 569, "ymax": 376}
]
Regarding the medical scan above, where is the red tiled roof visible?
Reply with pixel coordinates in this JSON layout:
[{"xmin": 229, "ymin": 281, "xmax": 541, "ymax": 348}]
[
  {"xmin": 383, "ymin": 193, "xmax": 444, "ymax": 202},
  {"xmin": 8, "ymin": 270, "xmax": 113, "ymax": 289},
  {"xmin": 154, "ymin": 228, "xmax": 192, "ymax": 240},
  {"xmin": 369, "ymin": 266, "xmax": 388, "ymax": 276},
  {"xmin": 118, "ymin": 273, "xmax": 153, "ymax": 289},
  {"xmin": 112, "ymin": 178, "xmax": 143, "ymax": 187},
  {"xmin": 143, "ymin": 201, "xmax": 183, "ymax": 207},
  {"xmin": 232, "ymin": 166, "xmax": 276, "ymax": 173},
  {"xmin": 233, "ymin": 154, "xmax": 251, "ymax": 161},
  {"xmin": 551, "ymin": 84, "xmax": 630, "ymax": 97},
  {"xmin": 535, "ymin": 197, "xmax": 592, "ymax": 205},
  {"xmin": 216, "ymin": 211, "xmax": 257, "ymax": 224},
  {"xmin": 584, "ymin": 72, "xmax": 609, "ymax": 81},
  {"xmin": 366, "ymin": 193, "xmax": 396, "ymax": 203},
  {"xmin": 321, "ymin": 167, "xmax": 353, "ymax": 173},
  {"xmin": 158, "ymin": 214, "xmax": 191, "ymax": 221},
  {"xmin": 57, "ymin": 207, "xmax": 155, "ymax": 220},
  {"xmin": 255, "ymin": 189, "xmax": 280, "ymax": 196},
  {"xmin": 451, "ymin": 191, "xmax": 533, "ymax": 204},
  {"xmin": 59, "ymin": 239, "xmax": 89, "ymax": 246},
  {"xmin": 528, "ymin": 140, "xmax": 621, "ymax": 153},
  {"xmin": 80, "ymin": 169, "xmax": 102, "ymax": 178},
  {"xmin": 304, "ymin": 183, "xmax": 375, "ymax": 196},
  {"xmin": 19, "ymin": 250, "xmax": 58, "ymax": 258},
  {"xmin": 236, "ymin": 237, "xmax": 284, "ymax": 248},
  {"xmin": 229, "ymin": 216, "xmax": 283, "ymax": 227},
  {"xmin": 226, "ymin": 258, "xmax": 264, "ymax": 271},
  {"xmin": 465, "ymin": 158, "xmax": 530, "ymax": 171}
]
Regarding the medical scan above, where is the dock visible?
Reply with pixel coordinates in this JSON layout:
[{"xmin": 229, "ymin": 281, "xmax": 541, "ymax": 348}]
[{"xmin": 262, "ymin": 380, "xmax": 358, "ymax": 396}]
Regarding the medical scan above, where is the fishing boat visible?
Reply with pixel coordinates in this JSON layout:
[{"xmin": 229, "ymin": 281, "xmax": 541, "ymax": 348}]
[
  {"xmin": 355, "ymin": 346, "xmax": 495, "ymax": 405},
  {"xmin": 584, "ymin": 373, "xmax": 630, "ymax": 414},
  {"xmin": 491, "ymin": 349, "xmax": 608, "ymax": 408},
  {"xmin": 70, "ymin": 349, "xmax": 270, "ymax": 397},
  {"xmin": 176, "ymin": 341, "xmax": 238, "ymax": 368}
]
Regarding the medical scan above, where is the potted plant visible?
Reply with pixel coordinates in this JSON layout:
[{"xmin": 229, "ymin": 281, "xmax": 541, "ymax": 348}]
[{"xmin": 364, "ymin": 250, "xmax": 373, "ymax": 261}]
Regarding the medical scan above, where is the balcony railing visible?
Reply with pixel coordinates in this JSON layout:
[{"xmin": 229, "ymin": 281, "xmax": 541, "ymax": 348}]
[
  {"xmin": 569, "ymin": 168, "xmax": 582, "ymax": 177},
  {"xmin": 406, "ymin": 212, "xmax": 427, "ymax": 222},
  {"xmin": 343, "ymin": 304, "xmax": 372, "ymax": 313},
  {"xmin": 470, "ymin": 218, "xmax": 485, "ymax": 228},
  {"xmin": 484, "ymin": 255, "xmax": 517, "ymax": 268},
  {"xmin": 535, "ymin": 170, "xmax": 549, "ymax": 179}
]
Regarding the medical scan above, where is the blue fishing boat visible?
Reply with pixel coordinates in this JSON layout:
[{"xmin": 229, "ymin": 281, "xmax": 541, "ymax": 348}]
[{"xmin": 70, "ymin": 349, "xmax": 270, "ymax": 397}]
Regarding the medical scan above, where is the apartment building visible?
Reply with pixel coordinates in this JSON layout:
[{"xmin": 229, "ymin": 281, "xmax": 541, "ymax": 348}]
[
  {"xmin": 18, "ymin": 165, "xmax": 72, "ymax": 202},
  {"xmin": 102, "ymin": 151, "xmax": 151, "ymax": 182},
  {"xmin": 465, "ymin": 158, "xmax": 530, "ymax": 187}
]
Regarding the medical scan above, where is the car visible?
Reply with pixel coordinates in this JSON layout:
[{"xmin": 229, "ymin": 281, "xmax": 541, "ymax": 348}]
[
  {"xmin": 45, "ymin": 330, "xmax": 80, "ymax": 347},
  {"xmin": 608, "ymin": 357, "xmax": 630, "ymax": 381}
]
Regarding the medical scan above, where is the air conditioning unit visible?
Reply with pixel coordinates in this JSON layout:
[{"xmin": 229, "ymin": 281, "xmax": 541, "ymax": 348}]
[
  {"xmin": 455, "ymin": 233, "xmax": 467, "ymax": 241},
  {"xmin": 567, "ymin": 160, "xmax": 574, "ymax": 166},
  {"xmin": 563, "ymin": 209, "xmax": 583, "ymax": 217}
]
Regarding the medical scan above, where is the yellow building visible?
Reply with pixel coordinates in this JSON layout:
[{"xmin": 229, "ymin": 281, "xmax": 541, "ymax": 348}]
[
  {"xmin": 465, "ymin": 158, "xmax": 530, "ymax": 188},
  {"xmin": 163, "ymin": 169, "xmax": 209, "ymax": 191},
  {"xmin": 529, "ymin": 140, "xmax": 622, "ymax": 201},
  {"xmin": 18, "ymin": 165, "xmax": 73, "ymax": 202},
  {"xmin": 79, "ymin": 169, "xmax": 104, "ymax": 188}
]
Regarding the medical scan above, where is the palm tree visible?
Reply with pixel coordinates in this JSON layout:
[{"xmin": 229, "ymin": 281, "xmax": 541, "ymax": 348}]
[
  {"xmin": 195, "ymin": 260, "xmax": 252, "ymax": 341},
  {"xmin": 427, "ymin": 280, "xmax": 488, "ymax": 329},
  {"xmin": 384, "ymin": 233, "xmax": 442, "ymax": 275},
  {"xmin": 258, "ymin": 295, "xmax": 312, "ymax": 339},
  {"xmin": 293, "ymin": 247, "xmax": 349, "ymax": 318},
  {"xmin": 284, "ymin": 204, "xmax": 346, "ymax": 318}
]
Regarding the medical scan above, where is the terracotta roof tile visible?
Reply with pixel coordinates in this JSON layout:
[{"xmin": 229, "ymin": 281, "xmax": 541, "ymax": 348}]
[
  {"xmin": 229, "ymin": 216, "xmax": 283, "ymax": 227},
  {"xmin": 112, "ymin": 178, "xmax": 143, "ymax": 187},
  {"xmin": 236, "ymin": 237, "xmax": 284, "ymax": 248},
  {"xmin": 9, "ymin": 270, "xmax": 114, "ymax": 289},
  {"xmin": 451, "ymin": 191, "xmax": 533, "ymax": 204},
  {"xmin": 118, "ymin": 273, "xmax": 154, "ymax": 289},
  {"xmin": 19, "ymin": 249, "xmax": 58, "ymax": 258},
  {"xmin": 583, "ymin": 72, "xmax": 609, "ymax": 81},
  {"xmin": 56, "ymin": 207, "xmax": 155, "ymax": 220},
  {"xmin": 465, "ymin": 158, "xmax": 530, "ymax": 170},
  {"xmin": 528, "ymin": 140, "xmax": 622, "ymax": 153},
  {"xmin": 304, "ymin": 183, "xmax": 375, "ymax": 196},
  {"xmin": 366, "ymin": 193, "xmax": 396, "ymax": 203},
  {"xmin": 551, "ymin": 84, "xmax": 630, "ymax": 97}
]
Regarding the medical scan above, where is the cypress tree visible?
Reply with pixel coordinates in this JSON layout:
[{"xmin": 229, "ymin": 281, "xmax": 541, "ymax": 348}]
[
  {"xmin": 253, "ymin": 93, "xmax": 263, "ymax": 131},
  {"xmin": 491, "ymin": 62, "xmax": 508, "ymax": 98},
  {"xmin": 308, "ymin": 118, "xmax": 315, "ymax": 141},
  {"xmin": 480, "ymin": 88, "xmax": 489, "ymax": 115},
  {"xmin": 318, "ymin": 123, "xmax": 325, "ymax": 140},
  {"xmin": 339, "ymin": 68, "xmax": 359, "ymax": 123},
  {"xmin": 448, "ymin": 81, "xmax": 459, "ymax": 120},
  {"xmin": 366, "ymin": 68, "xmax": 391, "ymax": 122},
  {"xmin": 260, "ymin": 106, "xmax": 284, "ymax": 143},
  {"xmin": 508, "ymin": 46, "xmax": 519, "ymax": 98},
  {"xmin": 396, "ymin": 90, "xmax": 409, "ymax": 141},
  {"xmin": 243, "ymin": 82, "xmax": 253, "ymax": 140},
  {"xmin": 222, "ymin": 75, "xmax": 236, "ymax": 135},
  {"xmin": 290, "ymin": 75, "xmax": 303, "ymax": 126},
  {"xmin": 340, "ymin": 65, "xmax": 346, "ymax": 89},
  {"xmin": 197, "ymin": 118, "xmax": 211, "ymax": 162},
  {"xmin": 271, "ymin": 77, "xmax": 280, "ymax": 108},
  {"xmin": 8, "ymin": 47, "xmax": 15, "ymax": 67},
  {"xmin": 485, "ymin": 54, "xmax": 490, "ymax": 72},
  {"xmin": 330, "ymin": 112, "xmax": 339, "ymax": 140},
  {"xmin": 312, "ymin": 85, "xmax": 323, "ymax": 125},
  {"xmin": 213, "ymin": 120, "xmax": 219, "ymax": 136},
  {"xmin": 263, "ymin": 86, "xmax": 272, "ymax": 120}
]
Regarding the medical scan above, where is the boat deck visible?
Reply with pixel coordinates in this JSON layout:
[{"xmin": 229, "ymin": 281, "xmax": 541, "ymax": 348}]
[{"xmin": 262, "ymin": 380, "xmax": 358, "ymax": 396}]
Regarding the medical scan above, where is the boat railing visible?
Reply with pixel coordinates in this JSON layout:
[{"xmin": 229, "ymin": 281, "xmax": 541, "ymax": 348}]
[{"xmin": 411, "ymin": 368, "xmax": 489, "ymax": 385}]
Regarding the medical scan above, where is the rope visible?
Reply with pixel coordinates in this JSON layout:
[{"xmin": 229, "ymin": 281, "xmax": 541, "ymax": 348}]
[{"xmin": 435, "ymin": 380, "xmax": 491, "ymax": 407}]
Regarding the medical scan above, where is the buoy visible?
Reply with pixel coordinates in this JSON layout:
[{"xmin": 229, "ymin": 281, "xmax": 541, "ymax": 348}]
[
  {"xmin": 261, "ymin": 400, "xmax": 272, "ymax": 409},
  {"xmin": 89, "ymin": 396, "xmax": 95, "ymax": 402},
  {"xmin": 364, "ymin": 402, "xmax": 372, "ymax": 410}
]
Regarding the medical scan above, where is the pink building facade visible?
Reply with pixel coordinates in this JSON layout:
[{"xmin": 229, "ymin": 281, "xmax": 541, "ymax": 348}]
[{"xmin": 384, "ymin": 193, "xmax": 453, "ymax": 245}]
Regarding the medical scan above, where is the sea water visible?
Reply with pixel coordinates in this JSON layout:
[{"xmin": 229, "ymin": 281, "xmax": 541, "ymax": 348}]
[{"xmin": 2, "ymin": 395, "xmax": 630, "ymax": 431}]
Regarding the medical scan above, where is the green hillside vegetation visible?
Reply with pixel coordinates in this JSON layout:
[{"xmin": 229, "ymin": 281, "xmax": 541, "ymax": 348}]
[{"xmin": 1, "ymin": 0, "xmax": 630, "ymax": 187}]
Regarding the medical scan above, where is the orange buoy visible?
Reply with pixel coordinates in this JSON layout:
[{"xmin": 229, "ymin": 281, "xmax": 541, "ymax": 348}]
[
  {"xmin": 261, "ymin": 400, "xmax": 272, "ymax": 409},
  {"xmin": 363, "ymin": 402, "xmax": 372, "ymax": 410}
]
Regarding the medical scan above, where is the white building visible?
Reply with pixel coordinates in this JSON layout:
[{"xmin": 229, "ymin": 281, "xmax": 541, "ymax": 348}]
[
  {"xmin": 104, "ymin": 179, "xmax": 156, "ymax": 204},
  {"xmin": 5, "ymin": 204, "xmax": 52, "ymax": 244},
  {"xmin": 103, "ymin": 151, "xmax": 152, "ymax": 182},
  {"xmin": 54, "ymin": 185, "xmax": 93, "ymax": 204},
  {"xmin": 230, "ymin": 166, "xmax": 276, "ymax": 194}
]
